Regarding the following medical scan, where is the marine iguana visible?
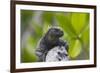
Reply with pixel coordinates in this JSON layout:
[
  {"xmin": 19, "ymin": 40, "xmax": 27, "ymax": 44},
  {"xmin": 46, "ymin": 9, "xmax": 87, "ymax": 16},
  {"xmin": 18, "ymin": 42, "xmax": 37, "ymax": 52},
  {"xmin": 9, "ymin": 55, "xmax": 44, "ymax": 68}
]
[{"xmin": 35, "ymin": 27, "xmax": 68, "ymax": 62}]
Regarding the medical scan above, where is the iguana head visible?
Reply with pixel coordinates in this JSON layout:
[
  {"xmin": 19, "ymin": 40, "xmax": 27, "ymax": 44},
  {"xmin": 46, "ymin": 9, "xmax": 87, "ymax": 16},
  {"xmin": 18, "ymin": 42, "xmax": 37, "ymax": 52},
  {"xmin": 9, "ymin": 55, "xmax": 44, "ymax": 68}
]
[
  {"xmin": 47, "ymin": 27, "xmax": 63, "ymax": 38},
  {"xmin": 45, "ymin": 27, "xmax": 64, "ymax": 42}
]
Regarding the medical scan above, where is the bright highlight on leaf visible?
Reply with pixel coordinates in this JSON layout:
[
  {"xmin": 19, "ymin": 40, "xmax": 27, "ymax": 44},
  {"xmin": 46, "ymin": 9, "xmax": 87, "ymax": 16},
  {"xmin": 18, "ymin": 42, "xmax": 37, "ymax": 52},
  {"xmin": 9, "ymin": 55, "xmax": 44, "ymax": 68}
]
[
  {"xmin": 69, "ymin": 39, "xmax": 82, "ymax": 58},
  {"xmin": 71, "ymin": 13, "xmax": 89, "ymax": 35}
]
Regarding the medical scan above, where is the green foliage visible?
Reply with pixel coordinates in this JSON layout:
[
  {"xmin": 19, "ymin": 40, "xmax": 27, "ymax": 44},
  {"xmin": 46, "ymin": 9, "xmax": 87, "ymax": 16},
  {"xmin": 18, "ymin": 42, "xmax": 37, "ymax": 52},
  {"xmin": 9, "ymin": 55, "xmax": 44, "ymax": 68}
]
[
  {"xmin": 69, "ymin": 39, "xmax": 82, "ymax": 58},
  {"xmin": 43, "ymin": 12, "xmax": 54, "ymax": 24},
  {"xmin": 21, "ymin": 10, "xmax": 90, "ymax": 62},
  {"xmin": 55, "ymin": 13, "xmax": 77, "ymax": 38},
  {"xmin": 56, "ymin": 12, "xmax": 89, "ymax": 59},
  {"xmin": 80, "ymin": 25, "xmax": 90, "ymax": 52},
  {"xmin": 71, "ymin": 13, "xmax": 89, "ymax": 35},
  {"xmin": 42, "ymin": 12, "xmax": 53, "ymax": 34},
  {"xmin": 21, "ymin": 10, "xmax": 33, "ymax": 34}
]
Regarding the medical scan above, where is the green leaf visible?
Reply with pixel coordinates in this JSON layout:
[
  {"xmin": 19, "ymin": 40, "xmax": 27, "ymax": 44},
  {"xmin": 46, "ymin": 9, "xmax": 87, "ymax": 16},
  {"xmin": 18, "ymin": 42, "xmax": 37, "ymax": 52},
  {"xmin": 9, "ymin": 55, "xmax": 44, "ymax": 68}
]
[
  {"xmin": 71, "ymin": 13, "xmax": 89, "ymax": 34},
  {"xmin": 31, "ymin": 21, "xmax": 43, "ymax": 38},
  {"xmin": 21, "ymin": 48, "xmax": 38, "ymax": 63},
  {"xmin": 43, "ymin": 12, "xmax": 54, "ymax": 24},
  {"xmin": 55, "ymin": 13, "xmax": 76, "ymax": 38},
  {"xmin": 21, "ymin": 35, "xmax": 39, "ymax": 63},
  {"xmin": 80, "ymin": 25, "xmax": 90, "ymax": 52},
  {"xmin": 69, "ymin": 39, "xmax": 82, "ymax": 58}
]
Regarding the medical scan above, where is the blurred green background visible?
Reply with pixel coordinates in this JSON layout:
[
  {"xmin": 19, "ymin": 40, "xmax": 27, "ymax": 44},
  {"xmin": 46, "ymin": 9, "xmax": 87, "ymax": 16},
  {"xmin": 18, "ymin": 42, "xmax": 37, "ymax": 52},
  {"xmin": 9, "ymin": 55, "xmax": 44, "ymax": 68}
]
[{"xmin": 21, "ymin": 10, "xmax": 90, "ymax": 63}]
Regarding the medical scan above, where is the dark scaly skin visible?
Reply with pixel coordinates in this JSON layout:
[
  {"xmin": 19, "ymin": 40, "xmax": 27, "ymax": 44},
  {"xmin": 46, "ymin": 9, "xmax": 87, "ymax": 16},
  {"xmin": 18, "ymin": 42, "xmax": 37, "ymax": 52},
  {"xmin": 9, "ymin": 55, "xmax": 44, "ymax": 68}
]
[{"xmin": 35, "ymin": 27, "xmax": 68, "ymax": 62}]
